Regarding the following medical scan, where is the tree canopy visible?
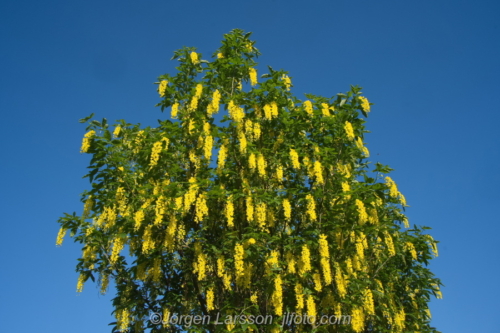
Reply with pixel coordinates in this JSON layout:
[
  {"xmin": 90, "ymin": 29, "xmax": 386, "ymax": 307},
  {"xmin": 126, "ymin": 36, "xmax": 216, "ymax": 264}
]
[{"xmin": 57, "ymin": 29, "xmax": 442, "ymax": 333}]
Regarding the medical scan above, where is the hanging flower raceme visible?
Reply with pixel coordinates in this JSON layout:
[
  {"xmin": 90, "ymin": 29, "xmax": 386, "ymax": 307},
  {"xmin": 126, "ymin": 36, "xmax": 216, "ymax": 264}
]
[
  {"xmin": 190, "ymin": 52, "xmax": 200, "ymax": 64},
  {"xmin": 80, "ymin": 130, "xmax": 95, "ymax": 153},
  {"xmin": 249, "ymin": 67, "xmax": 257, "ymax": 86},
  {"xmin": 158, "ymin": 80, "xmax": 168, "ymax": 97},
  {"xmin": 359, "ymin": 96, "xmax": 371, "ymax": 112}
]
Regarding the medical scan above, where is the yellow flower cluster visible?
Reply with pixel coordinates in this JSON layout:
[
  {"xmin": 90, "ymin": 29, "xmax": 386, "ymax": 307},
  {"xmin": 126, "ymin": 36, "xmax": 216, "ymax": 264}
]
[
  {"xmin": 286, "ymin": 252, "xmax": 296, "ymax": 274},
  {"xmin": 313, "ymin": 272, "xmax": 322, "ymax": 292},
  {"xmin": 228, "ymin": 100, "xmax": 245, "ymax": 122},
  {"xmin": 250, "ymin": 292, "xmax": 258, "ymax": 304},
  {"xmin": 149, "ymin": 140, "xmax": 164, "ymax": 168},
  {"xmin": 142, "ymin": 225, "xmax": 154, "ymax": 253},
  {"xmin": 276, "ymin": 165, "xmax": 283, "ymax": 183},
  {"xmin": 113, "ymin": 125, "xmax": 121, "ymax": 138},
  {"xmin": 56, "ymin": 227, "xmax": 67, "ymax": 246},
  {"xmin": 355, "ymin": 137, "xmax": 370, "ymax": 157},
  {"xmin": 355, "ymin": 199, "xmax": 368, "ymax": 224},
  {"xmin": 334, "ymin": 262, "xmax": 348, "ymax": 298},
  {"xmin": 249, "ymin": 153, "xmax": 256, "ymax": 170},
  {"xmin": 384, "ymin": 231, "xmax": 396, "ymax": 256},
  {"xmin": 306, "ymin": 295, "xmax": 317, "ymax": 321},
  {"xmin": 225, "ymin": 195, "xmax": 234, "ymax": 227},
  {"xmin": 155, "ymin": 195, "xmax": 167, "ymax": 225},
  {"xmin": 271, "ymin": 275, "xmax": 283, "ymax": 316},
  {"xmin": 195, "ymin": 193, "xmax": 208, "ymax": 223},
  {"xmin": 321, "ymin": 103, "xmax": 331, "ymax": 116},
  {"xmin": 341, "ymin": 181, "xmax": 351, "ymax": 199},
  {"xmin": 80, "ymin": 130, "xmax": 95, "ymax": 153},
  {"xmin": 351, "ymin": 307, "xmax": 365, "ymax": 333},
  {"xmin": 359, "ymin": 96, "xmax": 370, "ymax": 112},
  {"xmin": 299, "ymin": 244, "xmax": 312, "ymax": 276},
  {"xmin": 295, "ymin": 283, "xmax": 304, "ymax": 313},
  {"xmin": 405, "ymin": 242, "xmax": 418, "ymax": 260},
  {"xmin": 116, "ymin": 308, "xmax": 130, "ymax": 332},
  {"xmin": 194, "ymin": 243, "xmax": 207, "ymax": 281},
  {"xmin": 257, "ymin": 154, "xmax": 266, "ymax": 177},
  {"xmin": 171, "ymin": 102, "xmax": 179, "ymax": 119},
  {"xmin": 306, "ymin": 194, "xmax": 317, "ymax": 221},
  {"xmin": 217, "ymin": 143, "xmax": 227, "ymax": 169},
  {"xmin": 100, "ymin": 272, "xmax": 109, "ymax": 294},
  {"xmin": 256, "ymin": 202, "xmax": 267, "ymax": 230},
  {"xmin": 158, "ymin": 80, "xmax": 168, "ymax": 97},
  {"xmin": 303, "ymin": 100, "xmax": 313, "ymax": 115},
  {"xmin": 317, "ymin": 234, "xmax": 332, "ymax": 285},
  {"xmin": 283, "ymin": 199, "xmax": 292, "ymax": 221},
  {"xmin": 207, "ymin": 89, "xmax": 221, "ymax": 116},
  {"xmin": 363, "ymin": 288, "xmax": 375, "ymax": 315},
  {"xmin": 337, "ymin": 163, "xmax": 352, "ymax": 178},
  {"xmin": 313, "ymin": 160, "xmax": 324, "ymax": 184},
  {"xmin": 265, "ymin": 250, "xmax": 279, "ymax": 275},
  {"xmin": 263, "ymin": 102, "xmax": 278, "ymax": 120},
  {"xmin": 204, "ymin": 135, "xmax": 213, "ymax": 160},
  {"xmin": 76, "ymin": 273, "xmax": 85, "ymax": 292},
  {"xmin": 206, "ymin": 286, "xmax": 215, "ymax": 310},
  {"xmin": 238, "ymin": 130, "xmax": 247, "ymax": 153},
  {"xmin": 234, "ymin": 243, "xmax": 245, "ymax": 281},
  {"xmin": 385, "ymin": 177, "xmax": 398, "ymax": 197},
  {"xmin": 190, "ymin": 52, "xmax": 199, "ymax": 64},
  {"xmin": 393, "ymin": 309, "xmax": 406, "ymax": 331},
  {"xmin": 290, "ymin": 149, "xmax": 300, "ymax": 169},
  {"xmin": 425, "ymin": 235, "xmax": 439, "ymax": 257},
  {"xmin": 246, "ymin": 197, "xmax": 254, "ymax": 222},
  {"xmin": 249, "ymin": 67, "xmax": 257, "ymax": 86},
  {"xmin": 344, "ymin": 121, "xmax": 355, "ymax": 141},
  {"xmin": 281, "ymin": 75, "xmax": 292, "ymax": 90},
  {"xmin": 217, "ymin": 52, "xmax": 224, "ymax": 59},
  {"xmin": 110, "ymin": 237, "xmax": 125, "ymax": 264}
]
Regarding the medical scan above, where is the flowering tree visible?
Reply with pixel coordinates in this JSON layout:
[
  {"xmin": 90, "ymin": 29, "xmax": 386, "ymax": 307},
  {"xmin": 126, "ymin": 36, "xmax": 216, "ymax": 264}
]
[{"xmin": 57, "ymin": 29, "xmax": 442, "ymax": 333}]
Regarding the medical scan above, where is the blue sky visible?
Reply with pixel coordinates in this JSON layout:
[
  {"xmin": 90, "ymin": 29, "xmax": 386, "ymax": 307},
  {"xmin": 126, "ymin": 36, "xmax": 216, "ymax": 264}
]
[{"xmin": 1, "ymin": 0, "xmax": 499, "ymax": 332}]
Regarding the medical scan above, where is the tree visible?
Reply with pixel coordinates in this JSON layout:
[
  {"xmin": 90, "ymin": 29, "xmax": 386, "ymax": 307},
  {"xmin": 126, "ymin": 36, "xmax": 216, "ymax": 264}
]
[{"xmin": 57, "ymin": 29, "xmax": 442, "ymax": 333}]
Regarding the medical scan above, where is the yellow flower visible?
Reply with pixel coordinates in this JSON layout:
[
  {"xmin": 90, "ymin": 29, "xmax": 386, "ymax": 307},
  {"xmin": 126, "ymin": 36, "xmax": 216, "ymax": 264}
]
[
  {"xmin": 263, "ymin": 103, "xmax": 272, "ymax": 120},
  {"xmin": 249, "ymin": 67, "xmax": 257, "ymax": 86},
  {"xmin": 257, "ymin": 154, "xmax": 266, "ymax": 177},
  {"xmin": 234, "ymin": 242, "xmax": 245, "ymax": 280},
  {"xmin": 272, "ymin": 275, "xmax": 283, "ymax": 316},
  {"xmin": 217, "ymin": 52, "xmax": 224, "ymax": 59},
  {"xmin": 306, "ymin": 194, "xmax": 317, "ymax": 221},
  {"xmin": 321, "ymin": 103, "xmax": 331, "ymax": 116},
  {"xmin": 171, "ymin": 102, "xmax": 179, "ymax": 119},
  {"xmin": 295, "ymin": 283, "xmax": 304, "ymax": 313},
  {"xmin": 299, "ymin": 244, "xmax": 312, "ymax": 276},
  {"xmin": 207, "ymin": 90, "xmax": 221, "ymax": 116},
  {"xmin": 228, "ymin": 100, "xmax": 245, "ymax": 122},
  {"xmin": 313, "ymin": 160, "xmax": 324, "ymax": 184},
  {"xmin": 355, "ymin": 199, "xmax": 368, "ymax": 224},
  {"xmin": 158, "ymin": 80, "xmax": 168, "ymax": 97},
  {"xmin": 80, "ymin": 130, "xmax": 95, "ymax": 153},
  {"xmin": 256, "ymin": 202, "xmax": 267, "ymax": 230},
  {"xmin": 290, "ymin": 149, "xmax": 300, "ymax": 169},
  {"xmin": 195, "ymin": 83, "xmax": 203, "ymax": 98},
  {"xmin": 246, "ymin": 197, "xmax": 254, "ymax": 222},
  {"xmin": 113, "ymin": 125, "xmax": 121, "ymax": 138},
  {"xmin": 76, "ymin": 274, "xmax": 85, "ymax": 293},
  {"xmin": 218, "ymin": 143, "xmax": 227, "ymax": 169},
  {"xmin": 344, "ymin": 121, "xmax": 355, "ymax": 140},
  {"xmin": 195, "ymin": 193, "xmax": 209, "ymax": 223},
  {"xmin": 306, "ymin": 295, "xmax": 317, "ymax": 320},
  {"xmin": 206, "ymin": 286, "xmax": 215, "ymax": 310},
  {"xmin": 281, "ymin": 75, "xmax": 292, "ymax": 90},
  {"xmin": 384, "ymin": 231, "xmax": 396, "ymax": 257},
  {"xmin": 313, "ymin": 272, "xmax": 322, "ymax": 291},
  {"xmin": 283, "ymin": 199, "xmax": 291, "ymax": 221},
  {"xmin": 249, "ymin": 153, "xmax": 256, "ymax": 170},
  {"xmin": 359, "ymin": 96, "xmax": 370, "ymax": 112},
  {"xmin": 385, "ymin": 177, "xmax": 399, "ymax": 198},
  {"xmin": 250, "ymin": 292, "xmax": 258, "ymax": 304},
  {"xmin": 204, "ymin": 135, "xmax": 213, "ymax": 160},
  {"xmin": 149, "ymin": 141, "xmax": 163, "ymax": 168},
  {"xmin": 110, "ymin": 237, "xmax": 125, "ymax": 264},
  {"xmin": 190, "ymin": 51, "xmax": 199, "ymax": 64},
  {"xmin": 304, "ymin": 100, "xmax": 313, "ymax": 115},
  {"xmin": 56, "ymin": 227, "xmax": 66, "ymax": 246}
]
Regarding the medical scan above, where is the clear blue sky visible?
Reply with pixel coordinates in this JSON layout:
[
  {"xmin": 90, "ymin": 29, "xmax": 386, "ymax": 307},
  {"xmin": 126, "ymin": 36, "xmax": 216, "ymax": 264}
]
[{"xmin": 1, "ymin": 0, "xmax": 499, "ymax": 332}]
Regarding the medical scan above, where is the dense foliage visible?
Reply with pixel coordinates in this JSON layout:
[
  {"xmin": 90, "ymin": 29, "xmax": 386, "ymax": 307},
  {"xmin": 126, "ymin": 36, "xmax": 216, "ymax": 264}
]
[{"xmin": 57, "ymin": 29, "xmax": 442, "ymax": 333}]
